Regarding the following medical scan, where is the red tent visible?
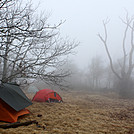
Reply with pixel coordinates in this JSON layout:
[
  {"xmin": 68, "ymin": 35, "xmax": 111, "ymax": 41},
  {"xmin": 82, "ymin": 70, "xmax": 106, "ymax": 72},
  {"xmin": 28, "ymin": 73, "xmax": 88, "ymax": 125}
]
[{"xmin": 32, "ymin": 89, "xmax": 62, "ymax": 102}]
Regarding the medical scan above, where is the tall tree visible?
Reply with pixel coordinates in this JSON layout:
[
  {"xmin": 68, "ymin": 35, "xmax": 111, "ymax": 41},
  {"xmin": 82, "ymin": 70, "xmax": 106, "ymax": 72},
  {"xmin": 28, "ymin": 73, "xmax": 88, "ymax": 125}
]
[
  {"xmin": 98, "ymin": 14, "xmax": 134, "ymax": 97},
  {"xmin": 0, "ymin": 0, "xmax": 78, "ymax": 87}
]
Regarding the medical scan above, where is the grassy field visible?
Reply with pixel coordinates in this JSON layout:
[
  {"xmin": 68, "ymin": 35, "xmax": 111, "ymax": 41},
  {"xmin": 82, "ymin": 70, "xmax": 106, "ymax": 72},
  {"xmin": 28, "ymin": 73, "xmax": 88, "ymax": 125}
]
[{"xmin": 0, "ymin": 90, "xmax": 134, "ymax": 134}]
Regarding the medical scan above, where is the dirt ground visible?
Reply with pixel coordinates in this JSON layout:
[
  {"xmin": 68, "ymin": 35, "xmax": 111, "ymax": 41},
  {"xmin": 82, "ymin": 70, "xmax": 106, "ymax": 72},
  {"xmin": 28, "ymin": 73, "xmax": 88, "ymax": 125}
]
[{"xmin": 0, "ymin": 90, "xmax": 134, "ymax": 134}]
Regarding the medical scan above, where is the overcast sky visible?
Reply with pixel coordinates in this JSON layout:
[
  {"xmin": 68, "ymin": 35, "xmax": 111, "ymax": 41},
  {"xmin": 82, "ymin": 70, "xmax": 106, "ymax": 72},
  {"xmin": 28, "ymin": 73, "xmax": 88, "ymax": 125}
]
[{"xmin": 32, "ymin": 0, "xmax": 134, "ymax": 69}]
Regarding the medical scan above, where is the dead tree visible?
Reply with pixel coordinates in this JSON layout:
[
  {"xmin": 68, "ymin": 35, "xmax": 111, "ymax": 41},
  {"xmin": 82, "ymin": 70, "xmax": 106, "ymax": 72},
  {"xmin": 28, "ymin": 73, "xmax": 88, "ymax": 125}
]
[{"xmin": 98, "ymin": 15, "xmax": 134, "ymax": 98}]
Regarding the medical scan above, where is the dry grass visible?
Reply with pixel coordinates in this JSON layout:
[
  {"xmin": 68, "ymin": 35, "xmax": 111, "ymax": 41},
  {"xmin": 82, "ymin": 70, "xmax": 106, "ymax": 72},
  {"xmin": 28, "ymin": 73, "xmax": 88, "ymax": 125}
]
[{"xmin": 0, "ymin": 90, "xmax": 134, "ymax": 134}]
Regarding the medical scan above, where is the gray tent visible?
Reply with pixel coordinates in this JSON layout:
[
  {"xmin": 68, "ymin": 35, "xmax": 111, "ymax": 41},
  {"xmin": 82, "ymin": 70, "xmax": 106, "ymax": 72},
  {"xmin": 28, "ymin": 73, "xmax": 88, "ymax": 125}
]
[
  {"xmin": 27, "ymin": 85, "xmax": 39, "ymax": 93},
  {"xmin": 0, "ymin": 83, "xmax": 32, "ymax": 111}
]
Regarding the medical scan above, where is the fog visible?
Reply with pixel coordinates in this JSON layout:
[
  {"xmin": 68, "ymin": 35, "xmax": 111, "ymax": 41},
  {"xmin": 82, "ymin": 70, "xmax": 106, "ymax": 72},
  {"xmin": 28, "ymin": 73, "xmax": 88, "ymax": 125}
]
[
  {"xmin": 32, "ymin": 0, "xmax": 134, "ymax": 69},
  {"xmin": 1, "ymin": 0, "xmax": 132, "ymax": 98},
  {"xmin": 0, "ymin": 1, "xmax": 134, "ymax": 131}
]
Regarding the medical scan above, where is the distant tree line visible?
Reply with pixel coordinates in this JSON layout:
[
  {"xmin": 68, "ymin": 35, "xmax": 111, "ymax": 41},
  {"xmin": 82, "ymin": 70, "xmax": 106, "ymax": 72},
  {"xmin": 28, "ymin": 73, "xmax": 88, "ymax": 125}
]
[{"xmin": 62, "ymin": 54, "xmax": 134, "ymax": 98}]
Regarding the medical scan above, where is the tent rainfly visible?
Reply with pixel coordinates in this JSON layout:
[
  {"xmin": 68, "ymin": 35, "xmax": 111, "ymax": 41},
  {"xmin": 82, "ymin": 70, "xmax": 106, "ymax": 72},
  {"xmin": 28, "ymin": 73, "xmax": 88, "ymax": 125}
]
[
  {"xmin": 0, "ymin": 83, "xmax": 32, "ymax": 123},
  {"xmin": 32, "ymin": 89, "xmax": 62, "ymax": 102},
  {"xmin": 27, "ymin": 85, "xmax": 39, "ymax": 93}
]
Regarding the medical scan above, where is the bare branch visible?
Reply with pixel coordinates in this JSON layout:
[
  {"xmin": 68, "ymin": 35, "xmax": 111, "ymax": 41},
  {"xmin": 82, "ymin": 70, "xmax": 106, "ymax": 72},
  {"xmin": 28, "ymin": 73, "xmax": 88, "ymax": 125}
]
[{"xmin": 98, "ymin": 20, "xmax": 121, "ymax": 80}]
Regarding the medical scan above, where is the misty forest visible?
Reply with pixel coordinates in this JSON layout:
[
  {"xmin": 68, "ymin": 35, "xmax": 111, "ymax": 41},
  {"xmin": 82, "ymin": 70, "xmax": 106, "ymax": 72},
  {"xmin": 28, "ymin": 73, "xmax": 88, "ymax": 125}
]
[{"xmin": 0, "ymin": 0, "xmax": 134, "ymax": 134}]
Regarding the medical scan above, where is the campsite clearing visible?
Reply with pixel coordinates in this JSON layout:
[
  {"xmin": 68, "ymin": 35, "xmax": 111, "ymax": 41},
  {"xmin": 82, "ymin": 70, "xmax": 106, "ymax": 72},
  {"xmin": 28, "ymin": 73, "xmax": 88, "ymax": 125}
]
[{"xmin": 0, "ymin": 90, "xmax": 134, "ymax": 134}]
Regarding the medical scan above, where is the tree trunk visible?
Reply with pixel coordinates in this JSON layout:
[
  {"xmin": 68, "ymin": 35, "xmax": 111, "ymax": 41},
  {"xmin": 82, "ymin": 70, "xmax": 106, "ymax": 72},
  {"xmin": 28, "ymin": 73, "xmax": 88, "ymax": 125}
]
[{"xmin": 2, "ymin": 45, "xmax": 9, "ymax": 83}]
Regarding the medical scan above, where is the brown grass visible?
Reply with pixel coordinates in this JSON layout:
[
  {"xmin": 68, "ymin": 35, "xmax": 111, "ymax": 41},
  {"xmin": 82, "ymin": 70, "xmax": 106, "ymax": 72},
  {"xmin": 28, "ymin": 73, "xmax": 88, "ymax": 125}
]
[{"xmin": 0, "ymin": 90, "xmax": 134, "ymax": 134}]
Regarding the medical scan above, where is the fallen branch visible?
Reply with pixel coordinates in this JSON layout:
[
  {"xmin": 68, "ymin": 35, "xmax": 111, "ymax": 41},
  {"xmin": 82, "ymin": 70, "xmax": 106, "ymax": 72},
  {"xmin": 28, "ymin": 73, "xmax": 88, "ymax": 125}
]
[{"xmin": 0, "ymin": 120, "xmax": 38, "ymax": 129}]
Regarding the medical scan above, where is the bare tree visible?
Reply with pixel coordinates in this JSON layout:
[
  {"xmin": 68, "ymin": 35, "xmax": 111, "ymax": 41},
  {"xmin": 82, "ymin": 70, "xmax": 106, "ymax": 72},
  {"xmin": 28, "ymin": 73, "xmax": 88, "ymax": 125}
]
[
  {"xmin": 98, "ymin": 15, "xmax": 134, "ymax": 98},
  {"xmin": 0, "ymin": 0, "xmax": 14, "ymax": 9},
  {"xmin": 104, "ymin": 64, "xmax": 115, "ymax": 89},
  {"xmin": 0, "ymin": 0, "xmax": 78, "ymax": 87},
  {"xmin": 88, "ymin": 56, "xmax": 104, "ymax": 89}
]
